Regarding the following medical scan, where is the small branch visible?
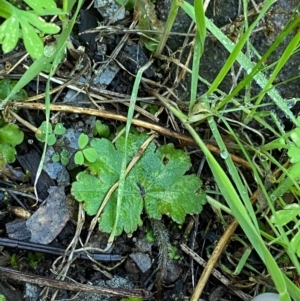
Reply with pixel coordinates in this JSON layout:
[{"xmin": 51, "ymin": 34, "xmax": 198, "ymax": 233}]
[{"xmin": 0, "ymin": 266, "xmax": 150, "ymax": 298}]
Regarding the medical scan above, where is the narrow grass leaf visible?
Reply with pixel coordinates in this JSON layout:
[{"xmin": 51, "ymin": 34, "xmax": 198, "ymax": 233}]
[
  {"xmin": 189, "ymin": 0, "xmax": 206, "ymax": 112},
  {"xmin": 109, "ymin": 60, "xmax": 153, "ymax": 243},
  {"xmin": 194, "ymin": 0, "xmax": 206, "ymax": 48},
  {"xmin": 30, "ymin": 0, "xmax": 83, "ymax": 199},
  {"xmin": 181, "ymin": 1, "xmax": 297, "ymax": 125},
  {"xmin": 183, "ymin": 0, "xmax": 273, "ymax": 96},
  {"xmin": 205, "ymin": 18, "xmax": 297, "ymax": 125},
  {"xmin": 254, "ymin": 29, "xmax": 300, "ymax": 111},
  {"xmin": 154, "ymin": 0, "xmax": 181, "ymax": 57},
  {"xmin": 207, "ymin": 116, "xmax": 259, "ymax": 228},
  {"xmin": 156, "ymin": 91, "xmax": 292, "ymax": 300},
  {"xmin": 190, "ymin": 34, "xmax": 202, "ymax": 113}
]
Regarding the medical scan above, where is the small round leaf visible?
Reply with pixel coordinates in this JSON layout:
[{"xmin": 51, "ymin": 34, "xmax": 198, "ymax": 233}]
[
  {"xmin": 39, "ymin": 121, "xmax": 52, "ymax": 135},
  {"xmin": 83, "ymin": 147, "xmax": 97, "ymax": 163},
  {"xmin": 54, "ymin": 123, "xmax": 66, "ymax": 135},
  {"xmin": 0, "ymin": 144, "xmax": 17, "ymax": 166},
  {"xmin": 52, "ymin": 153, "xmax": 60, "ymax": 162},
  {"xmin": 61, "ymin": 156, "xmax": 69, "ymax": 166},
  {"xmin": 78, "ymin": 133, "xmax": 89, "ymax": 149},
  {"xmin": 47, "ymin": 134, "xmax": 56, "ymax": 146},
  {"xmin": 94, "ymin": 120, "xmax": 110, "ymax": 138},
  {"xmin": 74, "ymin": 151, "xmax": 84, "ymax": 165}
]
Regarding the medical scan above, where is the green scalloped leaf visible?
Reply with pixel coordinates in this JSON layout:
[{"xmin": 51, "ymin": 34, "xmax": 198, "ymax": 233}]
[
  {"xmin": 290, "ymin": 128, "xmax": 300, "ymax": 148},
  {"xmin": 72, "ymin": 133, "xmax": 206, "ymax": 236},
  {"xmin": 288, "ymin": 146, "xmax": 300, "ymax": 163},
  {"xmin": 72, "ymin": 171, "xmax": 118, "ymax": 214}
]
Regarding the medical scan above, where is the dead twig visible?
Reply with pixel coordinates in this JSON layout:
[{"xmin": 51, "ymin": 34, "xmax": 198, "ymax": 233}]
[
  {"xmin": 188, "ymin": 190, "xmax": 258, "ymax": 301},
  {"xmin": 180, "ymin": 244, "xmax": 252, "ymax": 301},
  {"xmin": 12, "ymin": 102, "xmax": 252, "ymax": 170},
  {"xmin": 0, "ymin": 266, "xmax": 150, "ymax": 299}
]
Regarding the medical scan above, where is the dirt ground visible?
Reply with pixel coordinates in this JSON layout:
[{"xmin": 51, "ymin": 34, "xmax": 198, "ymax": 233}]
[{"xmin": 0, "ymin": 0, "xmax": 299, "ymax": 300}]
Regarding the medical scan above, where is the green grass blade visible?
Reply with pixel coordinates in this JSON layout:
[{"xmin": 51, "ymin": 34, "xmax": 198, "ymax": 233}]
[
  {"xmin": 154, "ymin": 0, "xmax": 181, "ymax": 57},
  {"xmin": 223, "ymin": 15, "xmax": 300, "ymax": 114},
  {"xmin": 156, "ymin": 92, "xmax": 294, "ymax": 300},
  {"xmin": 190, "ymin": 34, "xmax": 202, "ymax": 113},
  {"xmin": 186, "ymin": 120, "xmax": 291, "ymax": 301},
  {"xmin": 183, "ymin": 0, "xmax": 273, "ymax": 96},
  {"xmin": 108, "ymin": 60, "xmax": 153, "ymax": 243},
  {"xmin": 249, "ymin": 29, "xmax": 300, "ymax": 118},
  {"xmin": 219, "ymin": 116, "xmax": 300, "ymax": 276},
  {"xmin": 194, "ymin": 0, "xmax": 206, "ymax": 50},
  {"xmin": 189, "ymin": 0, "xmax": 206, "ymax": 113},
  {"xmin": 205, "ymin": 18, "xmax": 297, "ymax": 125},
  {"xmin": 181, "ymin": 1, "xmax": 297, "ymax": 125}
]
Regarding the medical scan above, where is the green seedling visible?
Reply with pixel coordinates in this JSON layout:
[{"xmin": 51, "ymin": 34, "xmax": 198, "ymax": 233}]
[
  {"xmin": 0, "ymin": 294, "xmax": 6, "ymax": 301},
  {"xmin": 72, "ymin": 132, "xmax": 206, "ymax": 236},
  {"xmin": 0, "ymin": 0, "xmax": 63, "ymax": 58},
  {"xmin": 52, "ymin": 149, "xmax": 69, "ymax": 166},
  {"xmin": 27, "ymin": 252, "xmax": 44, "ymax": 269},
  {"xmin": 93, "ymin": 120, "xmax": 110, "ymax": 138},
  {"xmin": 35, "ymin": 121, "xmax": 66, "ymax": 146},
  {"xmin": 0, "ymin": 82, "xmax": 25, "ymax": 168},
  {"xmin": 9, "ymin": 253, "xmax": 21, "ymax": 269},
  {"xmin": 168, "ymin": 244, "xmax": 181, "ymax": 260},
  {"xmin": 145, "ymin": 228, "xmax": 155, "ymax": 243},
  {"xmin": 0, "ymin": 79, "xmax": 27, "ymax": 100},
  {"xmin": 0, "ymin": 119, "xmax": 24, "ymax": 168},
  {"xmin": 74, "ymin": 133, "xmax": 97, "ymax": 165}
]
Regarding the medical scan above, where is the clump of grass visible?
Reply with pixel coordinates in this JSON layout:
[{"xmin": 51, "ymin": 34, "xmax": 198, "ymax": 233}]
[{"xmin": 149, "ymin": 0, "xmax": 300, "ymax": 300}]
